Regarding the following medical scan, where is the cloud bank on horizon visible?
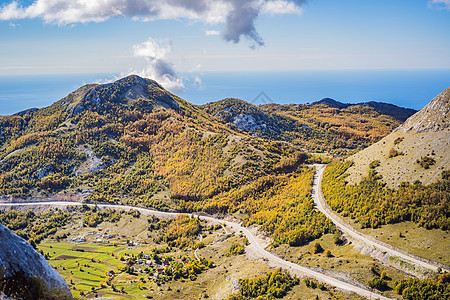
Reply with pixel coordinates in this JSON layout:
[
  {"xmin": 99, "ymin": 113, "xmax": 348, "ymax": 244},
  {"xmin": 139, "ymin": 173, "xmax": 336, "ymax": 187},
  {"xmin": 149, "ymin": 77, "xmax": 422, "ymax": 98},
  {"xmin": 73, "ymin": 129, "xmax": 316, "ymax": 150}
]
[{"xmin": 0, "ymin": 0, "xmax": 305, "ymax": 47}]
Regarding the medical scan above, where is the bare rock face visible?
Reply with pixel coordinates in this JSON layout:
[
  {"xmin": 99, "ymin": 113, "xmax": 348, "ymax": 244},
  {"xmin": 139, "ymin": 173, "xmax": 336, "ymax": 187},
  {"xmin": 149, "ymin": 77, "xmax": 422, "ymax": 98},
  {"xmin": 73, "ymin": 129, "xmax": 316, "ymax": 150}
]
[
  {"xmin": 0, "ymin": 223, "xmax": 71, "ymax": 299},
  {"xmin": 396, "ymin": 87, "xmax": 450, "ymax": 133}
]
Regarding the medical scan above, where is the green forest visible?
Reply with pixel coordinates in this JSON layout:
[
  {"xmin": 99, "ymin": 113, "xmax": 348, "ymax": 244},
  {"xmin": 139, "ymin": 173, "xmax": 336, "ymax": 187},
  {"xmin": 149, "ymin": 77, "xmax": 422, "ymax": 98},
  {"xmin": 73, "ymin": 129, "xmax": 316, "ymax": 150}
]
[
  {"xmin": 395, "ymin": 272, "xmax": 450, "ymax": 300},
  {"xmin": 0, "ymin": 76, "xmax": 340, "ymax": 246}
]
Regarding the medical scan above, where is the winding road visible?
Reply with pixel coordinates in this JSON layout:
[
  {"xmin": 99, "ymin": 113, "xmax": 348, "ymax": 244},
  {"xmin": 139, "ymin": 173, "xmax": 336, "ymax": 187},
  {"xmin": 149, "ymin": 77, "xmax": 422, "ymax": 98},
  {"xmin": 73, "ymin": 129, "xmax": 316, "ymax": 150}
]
[
  {"xmin": 313, "ymin": 164, "xmax": 447, "ymax": 273},
  {"xmin": 0, "ymin": 200, "xmax": 389, "ymax": 299},
  {"xmin": 4, "ymin": 164, "xmax": 444, "ymax": 299}
]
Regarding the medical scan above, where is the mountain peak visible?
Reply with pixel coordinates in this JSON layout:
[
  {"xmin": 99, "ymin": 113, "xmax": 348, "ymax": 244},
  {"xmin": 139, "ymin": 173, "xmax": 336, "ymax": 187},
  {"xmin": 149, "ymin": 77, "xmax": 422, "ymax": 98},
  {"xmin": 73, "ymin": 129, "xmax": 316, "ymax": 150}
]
[
  {"xmin": 346, "ymin": 87, "xmax": 450, "ymax": 187},
  {"xmin": 315, "ymin": 98, "xmax": 349, "ymax": 109},
  {"xmin": 396, "ymin": 87, "xmax": 450, "ymax": 133},
  {"xmin": 65, "ymin": 75, "xmax": 180, "ymax": 114}
]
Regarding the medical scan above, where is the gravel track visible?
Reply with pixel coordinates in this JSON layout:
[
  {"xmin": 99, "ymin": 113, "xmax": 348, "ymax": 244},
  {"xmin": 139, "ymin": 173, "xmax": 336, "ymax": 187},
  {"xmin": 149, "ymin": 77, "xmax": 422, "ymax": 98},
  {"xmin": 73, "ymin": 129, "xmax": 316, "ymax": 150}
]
[{"xmin": 312, "ymin": 164, "xmax": 448, "ymax": 273}]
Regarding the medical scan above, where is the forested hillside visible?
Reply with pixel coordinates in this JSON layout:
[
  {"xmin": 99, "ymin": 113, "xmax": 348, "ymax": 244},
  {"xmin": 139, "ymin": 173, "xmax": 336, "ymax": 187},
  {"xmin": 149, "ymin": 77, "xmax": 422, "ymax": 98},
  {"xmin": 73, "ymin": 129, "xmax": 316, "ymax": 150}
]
[
  {"xmin": 0, "ymin": 75, "xmax": 421, "ymax": 247},
  {"xmin": 203, "ymin": 98, "xmax": 414, "ymax": 155},
  {"xmin": 0, "ymin": 75, "xmax": 338, "ymax": 245}
]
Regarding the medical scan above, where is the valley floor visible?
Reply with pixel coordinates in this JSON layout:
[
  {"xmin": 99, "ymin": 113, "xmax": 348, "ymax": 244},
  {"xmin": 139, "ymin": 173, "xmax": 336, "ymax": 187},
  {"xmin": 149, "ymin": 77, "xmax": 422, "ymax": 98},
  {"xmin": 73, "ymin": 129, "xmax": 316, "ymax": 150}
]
[{"xmin": 1, "ymin": 201, "xmax": 386, "ymax": 299}]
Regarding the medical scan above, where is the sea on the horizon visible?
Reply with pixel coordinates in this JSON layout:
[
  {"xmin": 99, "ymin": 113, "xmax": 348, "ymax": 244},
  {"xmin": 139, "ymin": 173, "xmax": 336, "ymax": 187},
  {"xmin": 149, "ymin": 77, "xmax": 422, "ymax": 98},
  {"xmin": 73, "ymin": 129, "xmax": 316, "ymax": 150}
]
[{"xmin": 1, "ymin": 69, "xmax": 449, "ymax": 116}]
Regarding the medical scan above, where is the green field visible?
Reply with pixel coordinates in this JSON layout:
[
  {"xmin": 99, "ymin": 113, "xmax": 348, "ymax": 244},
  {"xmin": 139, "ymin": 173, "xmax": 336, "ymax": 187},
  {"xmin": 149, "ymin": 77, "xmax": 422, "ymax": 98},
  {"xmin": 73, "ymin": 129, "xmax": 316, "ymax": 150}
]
[
  {"xmin": 39, "ymin": 228, "xmax": 266, "ymax": 299},
  {"xmin": 40, "ymin": 242, "xmax": 131, "ymax": 298}
]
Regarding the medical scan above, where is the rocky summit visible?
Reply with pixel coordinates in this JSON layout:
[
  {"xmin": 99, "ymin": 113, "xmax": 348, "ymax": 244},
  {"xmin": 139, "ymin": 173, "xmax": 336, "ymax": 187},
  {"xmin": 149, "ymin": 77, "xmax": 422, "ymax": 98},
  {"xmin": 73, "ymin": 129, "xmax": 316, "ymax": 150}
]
[
  {"xmin": 396, "ymin": 87, "xmax": 449, "ymax": 133},
  {"xmin": 64, "ymin": 75, "xmax": 180, "ymax": 115}
]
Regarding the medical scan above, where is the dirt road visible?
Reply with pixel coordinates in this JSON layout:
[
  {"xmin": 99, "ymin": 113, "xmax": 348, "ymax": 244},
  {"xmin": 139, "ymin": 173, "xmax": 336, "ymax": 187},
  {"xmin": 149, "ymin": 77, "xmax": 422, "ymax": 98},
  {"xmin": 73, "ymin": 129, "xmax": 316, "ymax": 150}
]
[{"xmin": 312, "ymin": 164, "xmax": 446, "ymax": 273}]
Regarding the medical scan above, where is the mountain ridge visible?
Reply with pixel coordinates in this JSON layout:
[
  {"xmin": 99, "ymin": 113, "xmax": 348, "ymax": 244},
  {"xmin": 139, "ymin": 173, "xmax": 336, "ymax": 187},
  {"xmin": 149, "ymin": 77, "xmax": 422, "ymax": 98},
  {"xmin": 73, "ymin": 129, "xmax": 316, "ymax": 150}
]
[
  {"xmin": 314, "ymin": 97, "xmax": 417, "ymax": 122},
  {"xmin": 203, "ymin": 96, "xmax": 415, "ymax": 154},
  {"xmin": 0, "ymin": 75, "xmax": 421, "ymax": 205},
  {"xmin": 395, "ymin": 87, "xmax": 449, "ymax": 133}
]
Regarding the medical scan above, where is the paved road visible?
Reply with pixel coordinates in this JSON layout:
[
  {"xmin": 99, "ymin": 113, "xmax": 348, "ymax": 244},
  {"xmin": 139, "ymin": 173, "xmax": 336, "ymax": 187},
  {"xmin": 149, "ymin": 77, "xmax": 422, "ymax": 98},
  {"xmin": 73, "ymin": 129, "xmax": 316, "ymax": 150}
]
[
  {"xmin": 312, "ymin": 164, "xmax": 446, "ymax": 273},
  {"xmin": 0, "ymin": 200, "xmax": 389, "ymax": 299}
]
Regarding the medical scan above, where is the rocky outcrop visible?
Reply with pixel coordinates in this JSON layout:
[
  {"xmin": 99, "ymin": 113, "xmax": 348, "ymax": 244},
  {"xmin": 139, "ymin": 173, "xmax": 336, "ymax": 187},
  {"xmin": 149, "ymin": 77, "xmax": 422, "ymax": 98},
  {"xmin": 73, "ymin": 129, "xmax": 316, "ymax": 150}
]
[
  {"xmin": 0, "ymin": 223, "xmax": 71, "ymax": 299},
  {"xmin": 395, "ymin": 87, "xmax": 449, "ymax": 133},
  {"xmin": 202, "ymin": 98, "xmax": 294, "ymax": 134}
]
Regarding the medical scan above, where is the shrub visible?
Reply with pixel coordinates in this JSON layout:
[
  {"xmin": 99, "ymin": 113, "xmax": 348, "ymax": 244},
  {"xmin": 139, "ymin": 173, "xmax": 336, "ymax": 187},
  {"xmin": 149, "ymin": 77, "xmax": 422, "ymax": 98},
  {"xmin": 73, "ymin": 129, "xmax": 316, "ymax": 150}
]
[
  {"xmin": 369, "ymin": 160, "xmax": 380, "ymax": 169},
  {"xmin": 195, "ymin": 241, "xmax": 205, "ymax": 249},
  {"xmin": 388, "ymin": 148, "xmax": 403, "ymax": 158},
  {"xmin": 227, "ymin": 242, "xmax": 245, "ymax": 256},
  {"xmin": 416, "ymin": 156, "xmax": 436, "ymax": 169},
  {"xmin": 395, "ymin": 274, "xmax": 450, "ymax": 299},
  {"xmin": 305, "ymin": 278, "xmax": 318, "ymax": 289},
  {"xmin": 333, "ymin": 233, "xmax": 344, "ymax": 245},
  {"xmin": 28, "ymin": 238, "xmax": 37, "ymax": 249},
  {"xmin": 394, "ymin": 137, "xmax": 404, "ymax": 145},
  {"xmin": 233, "ymin": 268, "xmax": 299, "ymax": 299},
  {"xmin": 313, "ymin": 242, "xmax": 323, "ymax": 254},
  {"xmin": 368, "ymin": 276, "xmax": 388, "ymax": 290}
]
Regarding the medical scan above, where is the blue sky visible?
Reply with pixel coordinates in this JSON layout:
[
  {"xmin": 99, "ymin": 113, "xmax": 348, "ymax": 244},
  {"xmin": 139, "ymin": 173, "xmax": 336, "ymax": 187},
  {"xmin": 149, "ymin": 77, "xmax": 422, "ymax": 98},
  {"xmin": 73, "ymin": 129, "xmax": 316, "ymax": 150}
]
[{"xmin": 1, "ymin": 0, "xmax": 449, "ymax": 90}]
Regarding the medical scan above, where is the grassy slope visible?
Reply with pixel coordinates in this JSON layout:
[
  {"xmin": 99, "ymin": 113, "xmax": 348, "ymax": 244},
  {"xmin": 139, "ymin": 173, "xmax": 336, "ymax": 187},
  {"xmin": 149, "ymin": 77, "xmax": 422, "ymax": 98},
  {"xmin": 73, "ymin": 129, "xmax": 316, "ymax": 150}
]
[
  {"xmin": 346, "ymin": 87, "xmax": 449, "ymax": 188},
  {"xmin": 345, "ymin": 220, "xmax": 450, "ymax": 266},
  {"xmin": 346, "ymin": 129, "xmax": 450, "ymax": 188}
]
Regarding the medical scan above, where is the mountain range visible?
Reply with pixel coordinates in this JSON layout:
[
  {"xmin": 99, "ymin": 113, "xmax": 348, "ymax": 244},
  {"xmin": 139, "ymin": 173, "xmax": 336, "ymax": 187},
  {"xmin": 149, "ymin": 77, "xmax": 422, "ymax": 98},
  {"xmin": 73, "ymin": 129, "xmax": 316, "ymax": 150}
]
[{"xmin": 0, "ymin": 75, "xmax": 416, "ymax": 204}]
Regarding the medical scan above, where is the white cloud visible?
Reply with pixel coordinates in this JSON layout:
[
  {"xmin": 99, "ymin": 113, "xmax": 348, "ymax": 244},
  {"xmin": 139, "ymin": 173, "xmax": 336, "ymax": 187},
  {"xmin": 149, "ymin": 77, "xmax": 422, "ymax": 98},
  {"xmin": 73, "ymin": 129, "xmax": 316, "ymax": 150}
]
[
  {"xmin": 205, "ymin": 30, "xmax": 220, "ymax": 36},
  {"xmin": 428, "ymin": 0, "xmax": 450, "ymax": 10},
  {"xmin": 261, "ymin": 0, "xmax": 303, "ymax": 15},
  {"xmin": 193, "ymin": 75, "xmax": 204, "ymax": 90},
  {"xmin": 129, "ymin": 38, "xmax": 184, "ymax": 92},
  {"xmin": 0, "ymin": 0, "xmax": 305, "ymax": 47},
  {"xmin": 0, "ymin": 2, "xmax": 22, "ymax": 20}
]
